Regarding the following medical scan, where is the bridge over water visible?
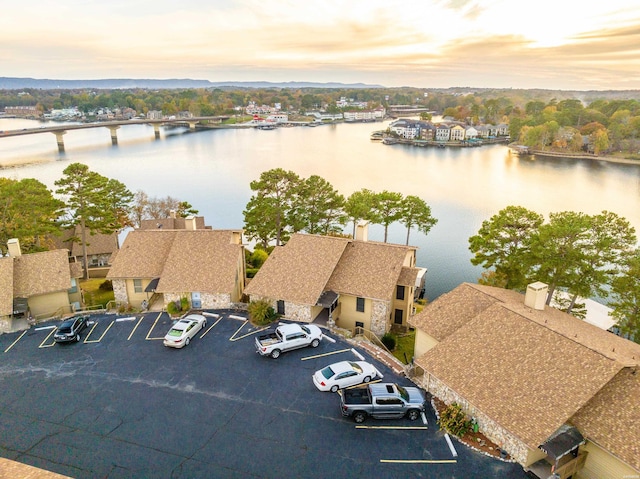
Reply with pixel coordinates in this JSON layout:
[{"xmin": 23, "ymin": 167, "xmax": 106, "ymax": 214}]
[{"xmin": 0, "ymin": 116, "xmax": 230, "ymax": 152}]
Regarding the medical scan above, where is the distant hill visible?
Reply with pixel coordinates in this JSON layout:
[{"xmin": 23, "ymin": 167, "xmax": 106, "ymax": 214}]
[{"xmin": 0, "ymin": 77, "xmax": 384, "ymax": 90}]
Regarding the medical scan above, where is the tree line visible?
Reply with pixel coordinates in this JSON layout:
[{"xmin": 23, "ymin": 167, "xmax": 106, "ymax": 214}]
[
  {"xmin": 4, "ymin": 86, "xmax": 640, "ymax": 156},
  {"xmin": 469, "ymin": 205, "xmax": 639, "ymax": 341},
  {"xmin": 242, "ymin": 168, "xmax": 437, "ymax": 248}
]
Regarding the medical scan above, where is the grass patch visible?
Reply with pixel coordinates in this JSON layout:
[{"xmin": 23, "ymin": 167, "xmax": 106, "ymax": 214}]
[
  {"xmin": 80, "ymin": 279, "xmax": 115, "ymax": 308},
  {"xmin": 391, "ymin": 329, "xmax": 416, "ymax": 365}
]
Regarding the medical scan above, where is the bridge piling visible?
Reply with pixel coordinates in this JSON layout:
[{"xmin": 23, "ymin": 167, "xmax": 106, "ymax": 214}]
[
  {"xmin": 53, "ymin": 131, "xmax": 66, "ymax": 153},
  {"xmin": 153, "ymin": 124, "xmax": 161, "ymax": 140},
  {"xmin": 107, "ymin": 126, "xmax": 120, "ymax": 146}
]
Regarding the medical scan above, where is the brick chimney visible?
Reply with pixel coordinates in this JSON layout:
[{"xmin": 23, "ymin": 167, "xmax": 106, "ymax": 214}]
[
  {"xmin": 7, "ymin": 238, "xmax": 22, "ymax": 257},
  {"xmin": 525, "ymin": 282, "xmax": 548, "ymax": 310}
]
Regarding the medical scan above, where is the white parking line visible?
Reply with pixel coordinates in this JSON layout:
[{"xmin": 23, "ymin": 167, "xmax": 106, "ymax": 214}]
[
  {"xmin": 421, "ymin": 412, "xmax": 428, "ymax": 425},
  {"xmin": 444, "ymin": 433, "xmax": 458, "ymax": 457},
  {"xmin": 116, "ymin": 316, "xmax": 137, "ymax": 322}
]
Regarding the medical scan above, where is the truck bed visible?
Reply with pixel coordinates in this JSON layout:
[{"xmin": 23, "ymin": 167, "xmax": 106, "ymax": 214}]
[
  {"xmin": 257, "ymin": 332, "xmax": 280, "ymax": 347},
  {"xmin": 342, "ymin": 387, "xmax": 372, "ymax": 405}
]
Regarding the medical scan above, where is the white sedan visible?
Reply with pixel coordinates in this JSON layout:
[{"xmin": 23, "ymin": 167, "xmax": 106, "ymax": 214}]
[
  {"xmin": 312, "ymin": 360, "xmax": 382, "ymax": 392},
  {"xmin": 163, "ymin": 314, "xmax": 207, "ymax": 349}
]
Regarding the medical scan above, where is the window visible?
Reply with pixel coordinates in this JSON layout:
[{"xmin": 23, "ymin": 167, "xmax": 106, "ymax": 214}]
[
  {"xmin": 396, "ymin": 285, "xmax": 405, "ymax": 300},
  {"xmin": 68, "ymin": 278, "xmax": 78, "ymax": 294},
  {"xmin": 356, "ymin": 297, "xmax": 365, "ymax": 312},
  {"xmin": 133, "ymin": 279, "xmax": 143, "ymax": 293},
  {"xmin": 277, "ymin": 300, "xmax": 285, "ymax": 315}
]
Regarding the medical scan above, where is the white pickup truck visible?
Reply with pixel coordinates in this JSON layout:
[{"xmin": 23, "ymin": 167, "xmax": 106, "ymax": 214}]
[{"xmin": 255, "ymin": 323, "xmax": 323, "ymax": 358}]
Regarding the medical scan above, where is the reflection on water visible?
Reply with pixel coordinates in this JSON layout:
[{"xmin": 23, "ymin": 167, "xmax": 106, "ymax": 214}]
[{"xmin": 1, "ymin": 118, "xmax": 639, "ymax": 300}]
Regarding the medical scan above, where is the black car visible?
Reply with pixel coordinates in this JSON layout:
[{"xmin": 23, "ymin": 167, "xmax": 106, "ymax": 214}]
[{"xmin": 54, "ymin": 315, "xmax": 90, "ymax": 343}]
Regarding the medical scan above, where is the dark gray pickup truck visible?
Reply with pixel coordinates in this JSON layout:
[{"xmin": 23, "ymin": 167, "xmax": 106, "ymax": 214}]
[{"xmin": 339, "ymin": 382, "xmax": 426, "ymax": 423}]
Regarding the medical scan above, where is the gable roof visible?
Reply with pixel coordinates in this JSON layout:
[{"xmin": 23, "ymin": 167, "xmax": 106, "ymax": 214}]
[
  {"xmin": 570, "ymin": 367, "xmax": 640, "ymax": 471},
  {"xmin": 413, "ymin": 283, "xmax": 640, "ymax": 454},
  {"xmin": 245, "ymin": 233, "xmax": 416, "ymax": 305},
  {"xmin": 326, "ymin": 241, "xmax": 415, "ymax": 299},
  {"xmin": 107, "ymin": 229, "xmax": 244, "ymax": 293},
  {"xmin": 50, "ymin": 226, "xmax": 119, "ymax": 257},
  {"xmin": 12, "ymin": 250, "xmax": 72, "ymax": 297},
  {"xmin": 244, "ymin": 234, "xmax": 349, "ymax": 304}
]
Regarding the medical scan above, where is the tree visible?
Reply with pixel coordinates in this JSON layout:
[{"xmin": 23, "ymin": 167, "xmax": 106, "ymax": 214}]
[
  {"xmin": 399, "ymin": 195, "xmax": 437, "ymax": 245},
  {"xmin": 298, "ymin": 175, "xmax": 346, "ymax": 235},
  {"xmin": 372, "ymin": 191, "xmax": 404, "ymax": 243},
  {"xmin": 243, "ymin": 168, "xmax": 301, "ymax": 246},
  {"xmin": 530, "ymin": 211, "xmax": 593, "ymax": 305},
  {"xmin": 129, "ymin": 190, "xmax": 149, "ymax": 227},
  {"xmin": 610, "ymin": 250, "xmax": 640, "ymax": 343},
  {"xmin": 345, "ymin": 189, "xmax": 377, "ymax": 238},
  {"xmin": 55, "ymin": 163, "xmax": 133, "ymax": 279},
  {"xmin": 0, "ymin": 178, "xmax": 64, "ymax": 254},
  {"xmin": 468, "ymin": 206, "xmax": 543, "ymax": 290}
]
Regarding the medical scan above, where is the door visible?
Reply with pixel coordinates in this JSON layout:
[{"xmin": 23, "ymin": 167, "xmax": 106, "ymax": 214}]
[{"xmin": 191, "ymin": 292, "xmax": 202, "ymax": 309}]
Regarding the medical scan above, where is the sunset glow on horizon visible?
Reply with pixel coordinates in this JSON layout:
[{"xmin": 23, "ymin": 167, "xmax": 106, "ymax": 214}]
[{"xmin": 1, "ymin": 0, "xmax": 639, "ymax": 90}]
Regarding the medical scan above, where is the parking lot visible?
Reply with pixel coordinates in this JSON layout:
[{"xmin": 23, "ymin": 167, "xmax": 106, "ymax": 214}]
[{"xmin": 0, "ymin": 310, "xmax": 529, "ymax": 478}]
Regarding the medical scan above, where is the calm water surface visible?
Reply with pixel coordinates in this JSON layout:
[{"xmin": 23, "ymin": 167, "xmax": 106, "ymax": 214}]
[{"xmin": 2, "ymin": 117, "xmax": 640, "ymax": 301}]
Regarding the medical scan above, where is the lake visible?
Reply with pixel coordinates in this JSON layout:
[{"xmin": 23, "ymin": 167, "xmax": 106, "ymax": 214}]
[{"xmin": 1, "ymin": 117, "xmax": 640, "ymax": 301}]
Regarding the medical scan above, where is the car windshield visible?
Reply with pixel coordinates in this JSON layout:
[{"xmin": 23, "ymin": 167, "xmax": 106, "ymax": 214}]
[
  {"xmin": 320, "ymin": 366, "xmax": 335, "ymax": 379},
  {"xmin": 167, "ymin": 328, "xmax": 183, "ymax": 337},
  {"xmin": 348, "ymin": 362, "xmax": 363, "ymax": 373},
  {"xmin": 396, "ymin": 385, "xmax": 409, "ymax": 402}
]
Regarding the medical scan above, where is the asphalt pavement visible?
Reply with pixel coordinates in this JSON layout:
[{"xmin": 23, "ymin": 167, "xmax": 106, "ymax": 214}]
[{"xmin": 0, "ymin": 310, "xmax": 530, "ymax": 478}]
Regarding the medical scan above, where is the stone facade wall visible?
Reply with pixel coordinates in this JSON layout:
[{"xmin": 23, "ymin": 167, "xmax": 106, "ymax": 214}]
[
  {"xmin": 418, "ymin": 374, "xmax": 531, "ymax": 465},
  {"xmin": 201, "ymin": 293, "xmax": 231, "ymax": 310},
  {"xmin": 282, "ymin": 301, "xmax": 312, "ymax": 323},
  {"xmin": 370, "ymin": 299, "xmax": 390, "ymax": 336},
  {"xmin": 112, "ymin": 279, "xmax": 128, "ymax": 304}
]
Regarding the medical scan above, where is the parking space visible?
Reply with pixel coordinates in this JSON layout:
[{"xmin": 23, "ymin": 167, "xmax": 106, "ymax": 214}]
[{"xmin": 0, "ymin": 310, "xmax": 529, "ymax": 478}]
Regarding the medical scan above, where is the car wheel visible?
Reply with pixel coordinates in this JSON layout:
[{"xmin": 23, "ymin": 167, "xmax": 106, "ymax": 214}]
[
  {"xmin": 330, "ymin": 385, "xmax": 339, "ymax": 393},
  {"xmin": 202, "ymin": 320, "xmax": 207, "ymax": 329},
  {"xmin": 407, "ymin": 409, "xmax": 420, "ymax": 421},
  {"xmin": 311, "ymin": 338, "xmax": 320, "ymax": 348},
  {"xmin": 185, "ymin": 337, "xmax": 190, "ymax": 346},
  {"xmin": 271, "ymin": 349, "xmax": 281, "ymax": 359},
  {"xmin": 363, "ymin": 376, "xmax": 371, "ymax": 383},
  {"xmin": 353, "ymin": 411, "xmax": 366, "ymax": 423}
]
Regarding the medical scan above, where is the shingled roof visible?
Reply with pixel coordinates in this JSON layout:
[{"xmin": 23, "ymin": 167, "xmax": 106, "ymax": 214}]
[
  {"xmin": 49, "ymin": 226, "xmax": 119, "ymax": 257},
  {"xmin": 244, "ymin": 234, "xmax": 349, "ymax": 304},
  {"xmin": 570, "ymin": 367, "xmax": 640, "ymax": 471},
  {"xmin": 245, "ymin": 233, "xmax": 417, "ymax": 305},
  {"xmin": 413, "ymin": 283, "xmax": 640, "ymax": 457},
  {"xmin": 326, "ymin": 241, "xmax": 416, "ymax": 299},
  {"xmin": 12, "ymin": 250, "xmax": 72, "ymax": 297},
  {"xmin": 107, "ymin": 229, "xmax": 243, "ymax": 293}
]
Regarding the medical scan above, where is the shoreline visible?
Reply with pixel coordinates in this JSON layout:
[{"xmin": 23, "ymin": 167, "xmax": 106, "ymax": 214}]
[{"xmin": 524, "ymin": 149, "xmax": 640, "ymax": 166}]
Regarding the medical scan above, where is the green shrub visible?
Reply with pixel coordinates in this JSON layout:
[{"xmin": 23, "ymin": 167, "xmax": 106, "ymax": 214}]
[
  {"xmin": 167, "ymin": 300, "xmax": 181, "ymax": 315},
  {"xmin": 250, "ymin": 249, "xmax": 269, "ymax": 268},
  {"xmin": 381, "ymin": 332, "xmax": 396, "ymax": 350},
  {"xmin": 437, "ymin": 403, "xmax": 472, "ymax": 437},
  {"xmin": 98, "ymin": 280, "xmax": 113, "ymax": 291},
  {"xmin": 180, "ymin": 296, "xmax": 190, "ymax": 311},
  {"xmin": 248, "ymin": 299, "xmax": 277, "ymax": 326},
  {"xmin": 246, "ymin": 268, "xmax": 259, "ymax": 279}
]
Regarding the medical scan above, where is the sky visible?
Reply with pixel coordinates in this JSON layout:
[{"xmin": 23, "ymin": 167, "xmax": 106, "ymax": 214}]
[{"xmin": 2, "ymin": 0, "xmax": 640, "ymax": 90}]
